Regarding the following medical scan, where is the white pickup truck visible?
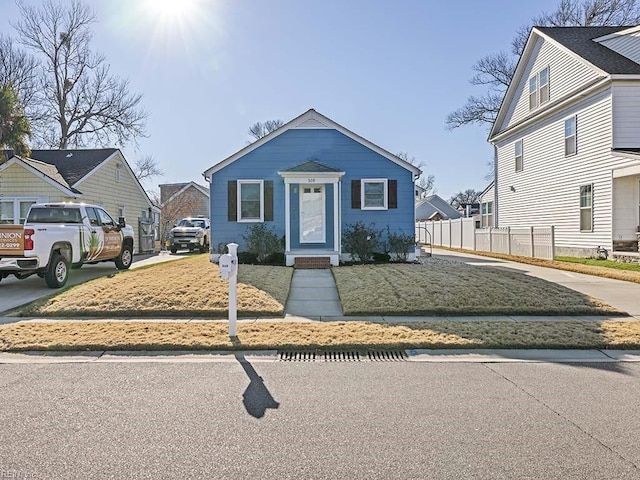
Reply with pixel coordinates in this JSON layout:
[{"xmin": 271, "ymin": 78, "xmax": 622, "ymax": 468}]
[{"xmin": 0, "ymin": 203, "xmax": 135, "ymax": 288}]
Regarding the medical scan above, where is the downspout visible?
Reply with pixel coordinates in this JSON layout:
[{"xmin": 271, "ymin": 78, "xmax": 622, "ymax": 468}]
[{"xmin": 493, "ymin": 145, "xmax": 498, "ymax": 227}]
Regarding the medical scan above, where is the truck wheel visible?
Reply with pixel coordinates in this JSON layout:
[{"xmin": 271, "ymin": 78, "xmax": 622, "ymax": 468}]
[
  {"xmin": 115, "ymin": 244, "xmax": 133, "ymax": 270},
  {"xmin": 45, "ymin": 253, "xmax": 69, "ymax": 288},
  {"xmin": 200, "ymin": 237, "xmax": 209, "ymax": 253},
  {"xmin": 170, "ymin": 247, "xmax": 177, "ymax": 254}
]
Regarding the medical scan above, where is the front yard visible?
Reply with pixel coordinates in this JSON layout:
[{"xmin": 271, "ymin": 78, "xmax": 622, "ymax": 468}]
[{"xmin": 332, "ymin": 259, "xmax": 620, "ymax": 316}]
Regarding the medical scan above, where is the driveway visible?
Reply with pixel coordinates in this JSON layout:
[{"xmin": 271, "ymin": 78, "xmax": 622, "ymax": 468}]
[
  {"xmin": 0, "ymin": 252, "xmax": 180, "ymax": 314},
  {"xmin": 432, "ymin": 248, "xmax": 640, "ymax": 318}
]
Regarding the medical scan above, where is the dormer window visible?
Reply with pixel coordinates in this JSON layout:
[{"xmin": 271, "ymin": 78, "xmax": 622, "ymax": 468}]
[{"xmin": 529, "ymin": 66, "xmax": 550, "ymax": 110}]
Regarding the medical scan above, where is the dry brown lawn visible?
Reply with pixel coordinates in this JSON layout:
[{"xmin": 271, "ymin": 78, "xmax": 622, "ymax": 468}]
[
  {"xmin": 21, "ymin": 255, "xmax": 292, "ymax": 317},
  {"xmin": 440, "ymin": 247, "xmax": 640, "ymax": 284},
  {"xmin": 2, "ymin": 320, "xmax": 640, "ymax": 351},
  {"xmin": 332, "ymin": 261, "xmax": 620, "ymax": 316}
]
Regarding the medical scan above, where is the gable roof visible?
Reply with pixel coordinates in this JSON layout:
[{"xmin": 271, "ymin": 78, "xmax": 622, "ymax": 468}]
[
  {"xmin": 0, "ymin": 156, "xmax": 80, "ymax": 197},
  {"xmin": 490, "ymin": 25, "xmax": 640, "ymax": 140},
  {"xmin": 282, "ymin": 160, "xmax": 343, "ymax": 173},
  {"xmin": 203, "ymin": 109, "xmax": 422, "ymax": 179},
  {"xmin": 27, "ymin": 149, "xmax": 118, "ymax": 186},
  {"xmin": 537, "ymin": 26, "xmax": 640, "ymax": 74},
  {"xmin": 161, "ymin": 181, "xmax": 210, "ymax": 207},
  {"xmin": 415, "ymin": 194, "xmax": 461, "ymax": 221}
]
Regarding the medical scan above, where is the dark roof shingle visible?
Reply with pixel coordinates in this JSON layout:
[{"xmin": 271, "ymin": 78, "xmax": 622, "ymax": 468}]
[
  {"xmin": 27, "ymin": 149, "xmax": 118, "ymax": 185},
  {"xmin": 537, "ymin": 26, "xmax": 640, "ymax": 74}
]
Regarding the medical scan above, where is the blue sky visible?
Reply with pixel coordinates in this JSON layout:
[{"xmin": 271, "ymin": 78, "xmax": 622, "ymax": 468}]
[{"xmin": 1, "ymin": 0, "xmax": 560, "ymax": 200}]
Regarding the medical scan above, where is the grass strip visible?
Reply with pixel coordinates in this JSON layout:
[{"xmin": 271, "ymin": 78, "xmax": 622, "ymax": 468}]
[
  {"xmin": 435, "ymin": 247, "xmax": 640, "ymax": 284},
  {"xmin": 2, "ymin": 320, "xmax": 640, "ymax": 351}
]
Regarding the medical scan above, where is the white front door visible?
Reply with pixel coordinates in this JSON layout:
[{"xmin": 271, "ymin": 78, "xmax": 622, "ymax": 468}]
[{"xmin": 300, "ymin": 184, "xmax": 325, "ymax": 243}]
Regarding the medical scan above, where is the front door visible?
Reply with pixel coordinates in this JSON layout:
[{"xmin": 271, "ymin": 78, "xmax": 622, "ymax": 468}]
[{"xmin": 300, "ymin": 184, "xmax": 325, "ymax": 243}]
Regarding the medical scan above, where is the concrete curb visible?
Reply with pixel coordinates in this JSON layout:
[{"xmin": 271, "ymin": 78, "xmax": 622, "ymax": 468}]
[{"xmin": 2, "ymin": 349, "xmax": 640, "ymax": 364}]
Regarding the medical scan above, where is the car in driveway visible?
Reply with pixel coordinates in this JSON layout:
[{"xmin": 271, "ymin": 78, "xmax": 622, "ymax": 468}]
[{"xmin": 168, "ymin": 217, "xmax": 210, "ymax": 254}]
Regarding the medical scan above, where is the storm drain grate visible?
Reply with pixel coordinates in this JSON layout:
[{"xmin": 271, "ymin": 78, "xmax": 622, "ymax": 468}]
[{"xmin": 278, "ymin": 350, "xmax": 407, "ymax": 362}]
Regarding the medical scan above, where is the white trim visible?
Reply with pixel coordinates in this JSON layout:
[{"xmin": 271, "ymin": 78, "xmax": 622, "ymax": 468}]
[
  {"xmin": 579, "ymin": 183, "xmax": 593, "ymax": 232},
  {"xmin": 0, "ymin": 197, "xmax": 39, "ymax": 224},
  {"xmin": 593, "ymin": 26, "xmax": 640, "ymax": 43},
  {"xmin": 284, "ymin": 183, "xmax": 291, "ymax": 252},
  {"xmin": 361, "ymin": 178, "xmax": 388, "ymax": 210},
  {"xmin": 334, "ymin": 180, "xmax": 340, "ymax": 255},
  {"xmin": 203, "ymin": 109, "xmax": 421, "ymax": 179},
  {"xmin": 299, "ymin": 184, "xmax": 326, "ymax": 244},
  {"xmin": 237, "ymin": 179, "xmax": 264, "ymax": 223},
  {"xmin": 278, "ymin": 171, "xmax": 345, "ymax": 184},
  {"xmin": 564, "ymin": 115, "xmax": 577, "ymax": 157},
  {"xmin": 490, "ymin": 28, "xmax": 609, "ymax": 139},
  {"xmin": 612, "ymin": 162, "xmax": 640, "ymax": 178},
  {"xmin": 0, "ymin": 157, "xmax": 79, "ymax": 197}
]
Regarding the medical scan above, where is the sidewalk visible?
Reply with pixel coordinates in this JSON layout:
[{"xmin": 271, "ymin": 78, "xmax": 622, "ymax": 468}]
[{"xmin": 284, "ymin": 269, "xmax": 343, "ymax": 318}]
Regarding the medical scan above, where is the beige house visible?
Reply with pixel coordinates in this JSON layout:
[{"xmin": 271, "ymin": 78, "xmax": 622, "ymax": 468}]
[
  {"xmin": 0, "ymin": 149, "xmax": 158, "ymax": 254},
  {"xmin": 159, "ymin": 181, "xmax": 209, "ymax": 241}
]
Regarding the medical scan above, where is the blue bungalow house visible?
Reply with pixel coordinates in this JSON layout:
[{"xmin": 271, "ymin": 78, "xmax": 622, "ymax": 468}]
[{"xmin": 202, "ymin": 109, "xmax": 421, "ymax": 266}]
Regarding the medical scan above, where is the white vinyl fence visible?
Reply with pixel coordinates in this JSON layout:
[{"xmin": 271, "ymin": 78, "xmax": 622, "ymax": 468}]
[{"xmin": 416, "ymin": 219, "xmax": 555, "ymax": 260}]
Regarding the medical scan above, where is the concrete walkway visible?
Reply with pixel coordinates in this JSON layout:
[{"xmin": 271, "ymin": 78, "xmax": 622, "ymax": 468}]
[{"xmin": 284, "ymin": 269, "xmax": 343, "ymax": 318}]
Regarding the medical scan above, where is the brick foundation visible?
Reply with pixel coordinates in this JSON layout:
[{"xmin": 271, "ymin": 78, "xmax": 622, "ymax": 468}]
[{"xmin": 294, "ymin": 257, "xmax": 331, "ymax": 269}]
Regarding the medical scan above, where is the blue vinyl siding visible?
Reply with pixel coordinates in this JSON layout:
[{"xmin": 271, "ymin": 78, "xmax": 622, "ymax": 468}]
[{"xmin": 210, "ymin": 129, "xmax": 415, "ymax": 251}]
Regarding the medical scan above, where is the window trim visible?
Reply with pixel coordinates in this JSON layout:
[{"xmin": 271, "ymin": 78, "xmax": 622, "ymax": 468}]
[
  {"xmin": 0, "ymin": 197, "xmax": 38, "ymax": 225},
  {"xmin": 565, "ymin": 115, "xmax": 577, "ymax": 157},
  {"xmin": 481, "ymin": 201, "xmax": 494, "ymax": 228},
  {"xmin": 579, "ymin": 183, "xmax": 593, "ymax": 233},
  {"xmin": 361, "ymin": 178, "xmax": 388, "ymax": 210},
  {"xmin": 237, "ymin": 179, "xmax": 264, "ymax": 223},
  {"xmin": 528, "ymin": 66, "xmax": 550, "ymax": 111},
  {"xmin": 515, "ymin": 139, "xmax": 523, "ymax": 172}
]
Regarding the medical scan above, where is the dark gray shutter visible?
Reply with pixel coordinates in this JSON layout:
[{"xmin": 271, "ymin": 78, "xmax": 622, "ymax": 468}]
[
  {"xmin": 228, "ymin": 180, "xmax": 237, "ymax": 221},
  {"xmin": 264, "ymin": 180, "xmax": 274, "ymax": 221},
  {"xmin": 388, "ymin": 180, "xmax": 397, "ymax": 209},
  {"xmin": 351, "ymin": 180, "xmax": 361, "ymax": 209}
]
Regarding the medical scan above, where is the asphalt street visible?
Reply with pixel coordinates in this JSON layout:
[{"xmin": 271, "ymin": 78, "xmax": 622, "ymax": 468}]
[{"xmin": 1, "ymin": 359, "xmax": 640, "ymax": 479}]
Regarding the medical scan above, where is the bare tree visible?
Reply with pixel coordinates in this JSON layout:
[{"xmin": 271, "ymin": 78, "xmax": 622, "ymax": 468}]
[
  {"xmin": 248, "ymin": 119, "xmax": 284, "ymax": 141},
  {"xmin": 0, "ymin": 35, "xmax": 39, "ymax": 121},
  {"xmin": 449, "ymin": 189, "xmax": 481, "ymax": 210},
  {"xmin": 0, "ymin": 84, "xmax": 31, "ymax": 158},
  {"xmin": 132, "ymin": 154, "xmax": 162, "ymax": 183},
  {"xmin": 446, "ymin": 0, "xmax": 640, "ymax": 130},
  {"xmin": 396, "ymin": 151, "xmax": 436, "ymax": 196},
  {"xmin": 11, "ymin": 0, "xmax": 147, "ymax": 149}
]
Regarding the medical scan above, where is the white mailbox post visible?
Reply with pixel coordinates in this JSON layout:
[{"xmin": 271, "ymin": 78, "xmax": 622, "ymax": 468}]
[{"xmin": 218, "ymin": 243, "xmax": 239, "ymax": 337}]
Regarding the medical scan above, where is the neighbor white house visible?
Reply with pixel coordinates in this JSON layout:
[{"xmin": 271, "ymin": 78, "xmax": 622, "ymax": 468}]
[{"xmin": 489, "ymin": 25, "xmax": 640, "ymax": 257}]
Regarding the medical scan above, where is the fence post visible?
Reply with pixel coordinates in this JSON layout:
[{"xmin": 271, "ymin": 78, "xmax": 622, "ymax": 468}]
[
  {"xmin": 460, "ymin": 219, "xmax": 464, "ymax": 249},
  {"xmin": 473, "ymin": 223, "xmax": 477, "ymax": 251},
  {"xmin": 550, "ymin": 225, "xmax": 555, "ymax": 260},
  {"xmin": 530, "ymin": 226, "xmax": 535, "ymax": 258},
  {"xmin": 449, "ymin": 220, "xmax": 452, "ymax": 248},
  {"xmin": 507, "ymin": 226, "xmax": 511, "ymax": 255},
  {"xmin": 489, "ymin": 227, "xmax": 493, "ymax": 253}
]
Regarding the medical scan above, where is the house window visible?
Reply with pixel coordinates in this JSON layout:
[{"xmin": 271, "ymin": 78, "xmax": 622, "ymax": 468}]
[
  {"xmin": 529, "ymin": 76, "xmax": 538, "ymax": 110},
  {"xmin": 565, "ymin": 116, "xmax": 577, "ymax": 156},
  {"xmin": 361, "ymin": 179, "xmax": 388, "ymax": 210},
  {"xmin": 481, "ymin": 201, "xmax": 494, "ymax": 228},
  {"xmin": 515, "ymin": 139, "xmax": 523, "ymax": 172},
  {"xmin": 115, "ymin": 165, "xmax": 121, "ymax": 182},
  {"xmin": 117, "ymin": 206, "xmax": 125, "ymax": 220},
  {"xmin": 580, "ymin": 184, "xmax": 593, "ymax": 232},
  {"xmin": 237, "ymin": 180, "xmax": 264, "ymax": 222},
  {"xmin": 0, "ymin": 198, "xmax": 37, "ymax": 224},
  {"xmin": 529, "ymin": 66, "xmax": 550, "ymax": 110}
]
